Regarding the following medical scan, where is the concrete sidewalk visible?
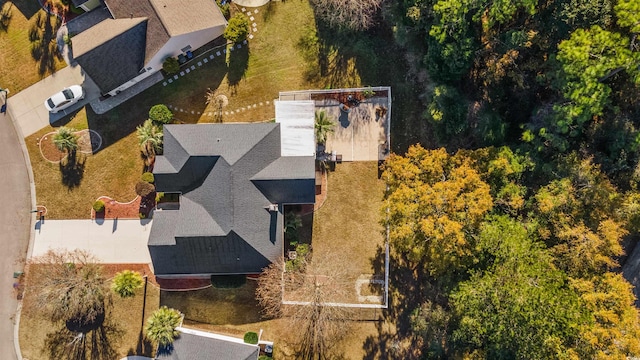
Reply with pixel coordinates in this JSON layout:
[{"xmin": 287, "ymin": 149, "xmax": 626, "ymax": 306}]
[
  {"xmin": 7, "ymin": 65, "xmax": 101, "ymax": 137},
  {"xmin": 32, "ymin": 219, "xmax": 152, "ymax": 263}
]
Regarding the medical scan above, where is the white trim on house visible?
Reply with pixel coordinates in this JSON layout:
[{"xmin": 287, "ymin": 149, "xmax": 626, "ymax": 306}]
[{"xmin": 177, "ymin": 327, "xmax": 259, "ymax": 348}]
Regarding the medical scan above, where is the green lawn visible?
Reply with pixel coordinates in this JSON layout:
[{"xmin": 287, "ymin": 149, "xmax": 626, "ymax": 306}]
[{"xmin": 0, "ymin": 0, "xmax": 66, "ymax": 94}]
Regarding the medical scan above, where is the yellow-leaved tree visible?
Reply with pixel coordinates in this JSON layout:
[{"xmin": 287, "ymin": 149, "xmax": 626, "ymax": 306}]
[{"xmin": 382, "ymin": 145, "xmax": 493, "ymax": 277}]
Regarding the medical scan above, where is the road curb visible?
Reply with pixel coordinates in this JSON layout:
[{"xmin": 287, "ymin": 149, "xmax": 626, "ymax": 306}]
[{"xmin": 7, "ymin": 106, "xmax": 37, "ymax": 360}]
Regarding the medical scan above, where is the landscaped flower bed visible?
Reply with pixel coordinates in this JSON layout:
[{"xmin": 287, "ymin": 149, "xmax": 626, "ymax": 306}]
[{"xmin": 92, "ymin": 196, "xmax": 143, "ymax": 220}]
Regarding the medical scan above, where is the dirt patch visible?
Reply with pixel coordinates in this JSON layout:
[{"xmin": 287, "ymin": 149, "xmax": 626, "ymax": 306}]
[{"xmin": 101, "ymin": 263, "xmax": 158, "ymax": 286}]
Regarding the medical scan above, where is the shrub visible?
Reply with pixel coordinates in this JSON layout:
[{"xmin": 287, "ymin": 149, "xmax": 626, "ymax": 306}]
[
  {"xmin": 145, "ymin": 306, "xmax": 182, "ymax": 346},
  {"xmin": 224, "ymin": 13, "xmax": 250, "ymax": 43},
  {"xmin": 162, "ymin": 57, "xmax": 180, "ymax": 74},
  {"xmin": 149, "ymin": 104, "xmax": 173, "ymax": 125},
  {"xmin": 216, "ymin": 0, "xmax": 230, "ymax": 19},
  {"xmin": 141, "ymin": 172, "xmax": 155, "ymax": 183},
  {"xmin": 258, "ymin": 356, "xmax": 271, "ymax": 360},
  {"xmin": 63, "ymin": 34, "xmax": 72, "ymax": 46},
  {"xmin": 156, "ymin": 192, "xmax": 165, "ymax": 203},
  {"xmin": 244, "ymin": 331, "xmax": 259, "ymax": 345},
  {"xmin": 111, "ymin": 270, "xmax": 144, "ymax": 298},
  {"xmin": 139, "ymin": 212, "xmax": 146, "ymax": 219},
  {"xmin": 92, "ymin": 200, "xmax": 105, "ymax": 213},
  {"xmin": 135, "ymin": 181, "xmax": 156, "ymax": 197}
]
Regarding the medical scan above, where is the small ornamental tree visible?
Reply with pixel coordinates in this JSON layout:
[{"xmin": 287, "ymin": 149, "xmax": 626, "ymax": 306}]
[
  {"xmin": 137, "ymin": 119, "xmax": 164, "ymax": 163},
  {"xmin": 224, "ymin": 13, "xmax": 250, "ymax": 43},
  {"xmin": 162, "ymin": 57, "xmax": 180, "ymax": 74},
  {"xmin": 53, "ymin": 126, "xmax": 79, "ymax": 155},
  {"xmin": 111, "ymin": 270, "xmax": 144, "ymax": 298},
  {"xmin": 315, "ymin": 110, "xmax": 335, "ymax": 145},
  {"xmin": 149, "ymin": 104, "xmax": 173, "ymax": 125},
  {"xmin": 145, "ymin": 306, "xmax": 182, "ymax": 347}
]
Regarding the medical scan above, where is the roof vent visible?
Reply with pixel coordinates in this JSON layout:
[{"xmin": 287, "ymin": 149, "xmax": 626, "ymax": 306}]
[{"xmin": 268, "ymin": 204, "xmax": 278, "ymax": 212}]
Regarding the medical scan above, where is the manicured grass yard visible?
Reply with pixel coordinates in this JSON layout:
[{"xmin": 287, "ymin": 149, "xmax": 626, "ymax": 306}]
[
  {"xmin": 311, "ymin": 162, "xmax": 387, "ymax": 303},
  {"xmin": 26, "ymin": 109, "xmax": 145, "ymax": 219},
  {"xmin": 27, "ymin": 0, "xmax": 423, "ymax": 219},
  {"xmin": 312, "ymin": 162, "xmax": 386, "ymax": 275},
  {"xmin": 0, "ymin": 0, "xmax": 66, "ymax": 94}
]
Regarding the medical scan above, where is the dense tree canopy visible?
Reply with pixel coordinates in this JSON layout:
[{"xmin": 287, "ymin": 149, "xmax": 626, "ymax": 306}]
[
  {"xmin": 383, "ymin": 146, "xmax": 493, "ymax": 277},
  {"xmin": 382, "ymin": 146, "xmax": 640, "ymax": 358}
]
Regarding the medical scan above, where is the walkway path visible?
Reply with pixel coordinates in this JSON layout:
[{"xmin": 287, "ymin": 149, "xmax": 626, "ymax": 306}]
[
  {"xmin": 0, "ymin": 111, "xmax": 32, "ymax": 360},
  {"xmin": 32, "ymin": 220, "xmax": 152, "ymax": 263}
]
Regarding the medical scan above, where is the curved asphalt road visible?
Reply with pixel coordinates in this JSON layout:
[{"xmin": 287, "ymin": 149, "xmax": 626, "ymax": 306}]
[{"xmin": 0, "ymin": 111, "xmax": 31, "ymax": 360}]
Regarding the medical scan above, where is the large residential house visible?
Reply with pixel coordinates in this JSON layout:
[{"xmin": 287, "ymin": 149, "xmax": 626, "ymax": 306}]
[
  {"xmin": 71, "ymin": 0, "xmax": 227, "ymax": 96},
  {"xmin": 149, "ymin": 114, "xmax": 316, "ymax": 279}
]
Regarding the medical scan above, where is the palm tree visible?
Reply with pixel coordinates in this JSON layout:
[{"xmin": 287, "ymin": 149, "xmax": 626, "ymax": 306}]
[
  {"xmin": 315, "ymin": 110, "xmax": 335, "ymax": 145},
  {"xmin": 145, "ymin": 306, "xmax": 182, "ymax": 347},
  {"xmin": 136, "ymin": 119, "xmax": 163, "ymax": 161},
  {"xmin": 52, "ymin": 126, "xmax": 79, "ymax": 156},
  {"xmin": 111, "ymin": 270, "xmax": 144, "ymax": 298}
]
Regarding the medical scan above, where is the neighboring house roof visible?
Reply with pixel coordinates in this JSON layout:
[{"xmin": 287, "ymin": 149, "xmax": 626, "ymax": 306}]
[
  {"xmin": 104, "ymin": 0, "xmax": 170, "ymax": 64},
  {"xmin": 72, "ymin": 0, "xmax": 226, "ymax": 93},
  {"xmin": 150, "ymin": 0, "xmax": 227, "ymax": 37},
  {"xmin": 149, "ymin": 124, "xmax": 315, "ymax": 275},
  {"xmin": 72, "ymin": 18, "xmax": 147, "ymax": 93},
  {"xmin": 157, "ymin": 327, "xmax": 259, "ymax": 360}
]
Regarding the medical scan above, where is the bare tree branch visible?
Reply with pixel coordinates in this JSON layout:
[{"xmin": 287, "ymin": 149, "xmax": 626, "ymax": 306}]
[
  {"xmin": 25, "ymin": 249, "xmax": 110, "ymax": 327},
  {"xmin": 310, "ymin": 0, "xmax": 385, "ymax": 31},
  {"xmin": 256, "ymin": 254, "xmax": 354, "ymax": 359}
]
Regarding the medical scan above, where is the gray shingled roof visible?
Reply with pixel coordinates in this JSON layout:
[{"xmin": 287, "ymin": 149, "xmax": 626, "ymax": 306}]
[
  {"xmin": 149, "ymin": 124, "xmax": 315, "ymax": 275},
  {"xmin": 72, "ymin": 18, "xmax": 147, "ymax": 93},
  {"xmin": 157, "ymin": 330, "xmax": 259, "ymax": 360},
  {"xmin": 104, "ymin": 0, "xmax": 170, "ymax": 65}
]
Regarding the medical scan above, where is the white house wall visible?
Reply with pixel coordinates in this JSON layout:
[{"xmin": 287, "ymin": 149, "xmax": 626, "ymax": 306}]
[
  {"xmin": 106, "ymin": 25, "xmax": 226, "ymax": 96},
  {"xmin": 146, "ymin": 25, "xmax": 226, "ymax": 71}
]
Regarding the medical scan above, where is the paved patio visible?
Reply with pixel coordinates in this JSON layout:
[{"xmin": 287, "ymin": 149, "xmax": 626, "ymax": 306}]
[{"xmin": 279, "ymin": 87, "xmax": 391, "ymax": 162}]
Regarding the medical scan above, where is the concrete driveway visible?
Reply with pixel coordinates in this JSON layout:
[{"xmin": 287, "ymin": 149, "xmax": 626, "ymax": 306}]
[
  {"xmin": 0, "ymin": 112, "xmax": 32, "ymax": 360},
  {"xmin": 32, "ymin": 219, "xmax": 153, "ymax": 264},
  {"xmin": 7, "ymin": 65, "xmax": 100, "ymax": 137}
]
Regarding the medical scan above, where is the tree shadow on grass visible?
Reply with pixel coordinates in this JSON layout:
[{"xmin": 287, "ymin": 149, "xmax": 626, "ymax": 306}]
[
  {"xmin": 363, "ymin": 245, "xmax": 428, "ymax": 359},
  {"xmin": 0, "ymin": 2, "xmax": 13, "ymax": 31},
  {"xmin": 29, "ymin": 11, "xmax": 62, "ymax": 76},
  {"xmin": 227, "ymin": 43, "xmax": 249, "ymax": 95},
  {"xmin": 44, "ymin": 319, "xmax": 123, "ymax": 360},
  {"xmin": 128, "ymin": 275, "xmax": 153, "ymax": 357},
  {"xmin": 60, "ymin": 152, "xmax": 85, "ymax": 189}
]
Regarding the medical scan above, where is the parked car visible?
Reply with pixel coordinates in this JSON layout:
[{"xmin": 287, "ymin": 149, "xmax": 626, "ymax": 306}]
[{"xmin": 44, "ymin": 85, "xmax": 84, "ymax": 113}]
